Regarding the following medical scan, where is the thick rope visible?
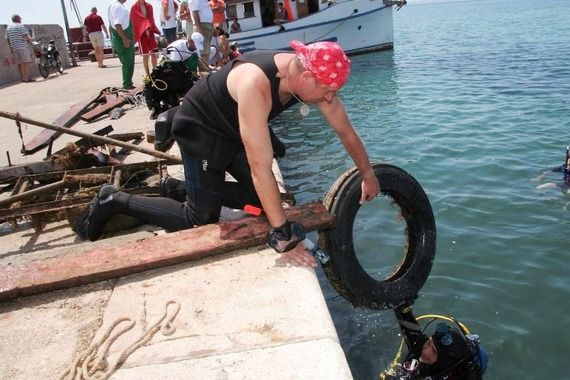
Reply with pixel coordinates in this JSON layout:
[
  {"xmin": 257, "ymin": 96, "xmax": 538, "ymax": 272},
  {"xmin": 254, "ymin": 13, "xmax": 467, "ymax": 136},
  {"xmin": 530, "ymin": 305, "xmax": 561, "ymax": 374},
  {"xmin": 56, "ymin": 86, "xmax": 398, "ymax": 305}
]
[{"xmin": 60, "ymin": 300, "xmax": 181, "ymax": 380}]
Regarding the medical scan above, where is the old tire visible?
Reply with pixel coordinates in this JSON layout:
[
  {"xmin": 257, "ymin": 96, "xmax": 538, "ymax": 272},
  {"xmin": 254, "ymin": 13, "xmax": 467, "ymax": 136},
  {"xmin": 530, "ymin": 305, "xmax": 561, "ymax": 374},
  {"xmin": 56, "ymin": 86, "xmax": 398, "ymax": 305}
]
[{"xmin": 318, "ymin": 163, "xmax": 436, "ymax": 310}]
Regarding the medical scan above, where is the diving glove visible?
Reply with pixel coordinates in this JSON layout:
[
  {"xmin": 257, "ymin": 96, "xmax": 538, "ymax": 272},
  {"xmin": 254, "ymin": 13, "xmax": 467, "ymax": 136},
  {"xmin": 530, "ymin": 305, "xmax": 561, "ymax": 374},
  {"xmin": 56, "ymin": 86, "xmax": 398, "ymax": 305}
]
[{"xmin": 267, "ymin": 221, "xmax": 305, "ymax": 253}]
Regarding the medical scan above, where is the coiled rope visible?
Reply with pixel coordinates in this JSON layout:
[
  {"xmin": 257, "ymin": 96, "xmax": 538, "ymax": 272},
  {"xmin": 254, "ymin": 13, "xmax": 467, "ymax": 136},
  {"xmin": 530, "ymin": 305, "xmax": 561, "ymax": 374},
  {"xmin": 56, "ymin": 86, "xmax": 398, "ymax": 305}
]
[{"xmin": 59, "ymin": 300, "xmax": 181, "ymax": 380}]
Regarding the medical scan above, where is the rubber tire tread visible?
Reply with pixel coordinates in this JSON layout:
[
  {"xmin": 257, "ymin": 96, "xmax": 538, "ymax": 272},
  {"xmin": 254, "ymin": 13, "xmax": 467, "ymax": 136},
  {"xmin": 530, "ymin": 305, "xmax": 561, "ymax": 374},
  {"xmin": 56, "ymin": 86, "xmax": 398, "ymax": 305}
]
[
  {"xmin": 38, "ymin": 58, "xmax": 49, "ymax": 79},
  {"xmin": 318, "ymin": 163, "xmax": 436, "ymax": 310},
  {"xmin": 56, "ymin": 57, "xmax": 64, "ymax": 74}
]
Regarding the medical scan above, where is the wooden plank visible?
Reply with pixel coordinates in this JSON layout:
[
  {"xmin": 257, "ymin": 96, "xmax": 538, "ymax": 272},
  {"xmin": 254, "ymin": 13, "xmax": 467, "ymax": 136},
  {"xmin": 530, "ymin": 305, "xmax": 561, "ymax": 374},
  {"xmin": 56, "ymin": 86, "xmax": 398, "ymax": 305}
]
[
  {"xmin": 107, "ymin": 132, "xmax": 144, "ymax": 141},
  {"xmin": 0, "ymin": 202, "xmax": 334, "ymax": 301},
  {"xmin": 46, "ymin": 125, "xmax": 114, "ymax": 158},
  {"xmin": 22, "ymin": 103, "xmax": 87, "ymax": 154},
  {"xmin": 80, "ymin": 96, "xmax": 126, "ymax": 122},
  {"xmin": 80, "ymin": 87, "xmax": 142, "ymax": 122},
  {"xmin": 1, "ymin": 111, "xmax": 183, "ymax": 164},
  {"xmin": 21, "ymin": 87, "xmax": 141, "ymax": 154},
  {"xmin": 0, "ymin": 126, "xmax": 118, "ymax": 182}
]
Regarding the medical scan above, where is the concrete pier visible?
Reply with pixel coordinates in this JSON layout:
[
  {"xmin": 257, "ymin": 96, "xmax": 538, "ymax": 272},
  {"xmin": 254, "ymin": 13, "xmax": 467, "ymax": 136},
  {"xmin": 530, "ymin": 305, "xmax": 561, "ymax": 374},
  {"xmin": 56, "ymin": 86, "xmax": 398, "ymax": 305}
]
[
  {"xmin": 0, "ymin": 56, "xmax": 352, "ymax": 378},
  {"xmin": 0, "ymin": 235, "xmax": 351, "ymax": 379}
]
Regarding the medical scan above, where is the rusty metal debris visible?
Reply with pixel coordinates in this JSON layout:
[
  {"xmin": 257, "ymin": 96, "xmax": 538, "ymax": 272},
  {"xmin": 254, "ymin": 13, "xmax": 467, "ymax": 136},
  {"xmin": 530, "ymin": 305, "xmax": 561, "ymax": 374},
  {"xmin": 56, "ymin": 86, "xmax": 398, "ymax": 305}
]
[
  {"xmin": 0, "ymin": 161, "xmax": 167, "ymax": 233},
  {"xmin": 0, "ymin": 98, "xmax": 183, "ymax": 235}
]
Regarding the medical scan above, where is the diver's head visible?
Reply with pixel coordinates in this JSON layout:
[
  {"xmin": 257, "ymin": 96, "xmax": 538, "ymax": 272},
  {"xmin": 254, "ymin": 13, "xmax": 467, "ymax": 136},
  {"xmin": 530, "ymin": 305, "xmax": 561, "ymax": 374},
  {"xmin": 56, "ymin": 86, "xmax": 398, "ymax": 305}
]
[
  {"xmin": 420, "ymin": 323, "xmax": 471, "ymax": 374},
  {"xmin": 420, "ymin": 336, "xmax": 438, "ymax": 364}
]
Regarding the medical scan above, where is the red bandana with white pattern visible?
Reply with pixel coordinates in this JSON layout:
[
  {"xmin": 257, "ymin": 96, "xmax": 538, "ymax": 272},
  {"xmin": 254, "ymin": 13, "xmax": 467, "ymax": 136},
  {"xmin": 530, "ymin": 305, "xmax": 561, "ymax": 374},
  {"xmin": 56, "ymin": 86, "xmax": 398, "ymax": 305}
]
[{"xmin": 290, "ymin": 40, "xmax": 351, "ymax": 89}]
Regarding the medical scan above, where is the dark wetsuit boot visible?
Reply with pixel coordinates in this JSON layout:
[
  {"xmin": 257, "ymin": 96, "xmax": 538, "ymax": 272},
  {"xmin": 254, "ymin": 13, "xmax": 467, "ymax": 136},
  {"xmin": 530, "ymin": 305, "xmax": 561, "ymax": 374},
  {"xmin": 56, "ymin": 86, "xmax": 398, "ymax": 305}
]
[
  {"xmin": 160, "ymin": 176, "xmax": 188, "ymax": 202},
  {"xmin": 73, "ymin": 185, "xmax": 130, "ymax": 241}
]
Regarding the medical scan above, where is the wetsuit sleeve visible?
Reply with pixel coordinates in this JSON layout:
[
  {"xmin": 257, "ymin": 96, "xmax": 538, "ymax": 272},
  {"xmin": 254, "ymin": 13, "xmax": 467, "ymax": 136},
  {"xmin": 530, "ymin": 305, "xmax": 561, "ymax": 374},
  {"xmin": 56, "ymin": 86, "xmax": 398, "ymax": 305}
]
[{"xmin": 394, "ymin": 304, "xmax": 428, "ymax": 360}]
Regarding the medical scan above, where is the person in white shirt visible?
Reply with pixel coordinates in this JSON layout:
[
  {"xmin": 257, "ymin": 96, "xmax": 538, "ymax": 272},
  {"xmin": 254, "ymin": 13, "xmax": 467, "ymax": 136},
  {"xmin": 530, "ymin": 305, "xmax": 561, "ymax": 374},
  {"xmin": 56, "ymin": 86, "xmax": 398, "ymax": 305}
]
[
  {"xmin": 161, "ymin": 0, "xmax": 178, "ymax": 43},
  {"xmin": 166, "ymin": 39, "xmax": 194, "ymax": 62},
  {"xmin": 108, "ymin": 0, "xmax": 135, "ymax": 88},
  {"xmin": 188, "ymin": 0, "xmax": 213, "ymax": 64},
  {"xmin": 165, "ymin": 32, "xmax": 208, "ymax": 72},
  {"xmin": 5, "ymin": 14, "xmax": 34, "ymax": 82},
  {"xmin": 166, "ymin": 32, "xmax": 201, "ymax": 61}
]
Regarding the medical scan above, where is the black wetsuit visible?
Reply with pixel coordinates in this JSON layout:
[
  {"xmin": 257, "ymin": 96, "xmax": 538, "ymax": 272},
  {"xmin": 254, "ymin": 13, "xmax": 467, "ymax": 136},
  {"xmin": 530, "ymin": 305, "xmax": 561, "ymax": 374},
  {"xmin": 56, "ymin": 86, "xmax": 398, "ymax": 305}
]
[{"xmin": 96, "ymin": 51, "xmax": 298, "ymax": 235}]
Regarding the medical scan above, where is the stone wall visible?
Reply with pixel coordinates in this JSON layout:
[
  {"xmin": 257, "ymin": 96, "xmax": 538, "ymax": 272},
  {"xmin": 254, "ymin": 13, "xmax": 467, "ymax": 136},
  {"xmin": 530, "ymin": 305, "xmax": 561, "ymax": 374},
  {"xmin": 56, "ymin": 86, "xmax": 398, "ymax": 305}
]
[{"xmin": 0, "ymin": 24, "xmax": 71, "ymax": 86}]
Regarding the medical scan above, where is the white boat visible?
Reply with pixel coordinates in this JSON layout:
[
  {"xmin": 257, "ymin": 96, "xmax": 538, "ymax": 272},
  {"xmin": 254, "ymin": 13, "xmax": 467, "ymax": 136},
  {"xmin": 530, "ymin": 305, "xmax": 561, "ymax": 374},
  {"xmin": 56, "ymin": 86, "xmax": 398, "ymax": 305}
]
[{"xmin": 226, "ymin": 0, "xmax": 404, "ymax": 55}]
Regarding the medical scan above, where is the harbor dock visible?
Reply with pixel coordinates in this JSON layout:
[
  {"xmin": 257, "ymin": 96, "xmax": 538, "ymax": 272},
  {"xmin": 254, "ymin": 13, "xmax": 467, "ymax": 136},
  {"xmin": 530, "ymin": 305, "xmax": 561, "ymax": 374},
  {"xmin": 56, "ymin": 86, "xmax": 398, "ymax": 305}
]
[{"xmin": 0, "ymin": 56, "xmax": 352, "ymax": 379}]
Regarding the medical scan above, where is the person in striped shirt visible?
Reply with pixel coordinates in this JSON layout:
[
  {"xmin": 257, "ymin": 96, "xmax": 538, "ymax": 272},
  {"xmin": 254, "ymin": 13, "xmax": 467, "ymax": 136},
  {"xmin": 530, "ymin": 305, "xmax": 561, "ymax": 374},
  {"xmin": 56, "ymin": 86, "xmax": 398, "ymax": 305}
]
[{"xmin": 5, "ymin": 14, "xmax": 34, "ymax": 82}]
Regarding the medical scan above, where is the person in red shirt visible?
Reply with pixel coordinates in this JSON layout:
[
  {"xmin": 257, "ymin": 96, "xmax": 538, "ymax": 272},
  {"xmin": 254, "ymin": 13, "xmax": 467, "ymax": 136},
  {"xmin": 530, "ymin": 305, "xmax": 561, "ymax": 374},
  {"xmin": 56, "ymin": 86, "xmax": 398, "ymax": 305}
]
[
  {"xmin": 209, "ymin": 0, "xmax": 226, "ymax": 32},
  {"xmin": 83, "ymin": 7, "xmax": 109, "ymax": 68},
  {"xmin": 130, "ymin": 0, "xmax": 161, "ymax": 76}
]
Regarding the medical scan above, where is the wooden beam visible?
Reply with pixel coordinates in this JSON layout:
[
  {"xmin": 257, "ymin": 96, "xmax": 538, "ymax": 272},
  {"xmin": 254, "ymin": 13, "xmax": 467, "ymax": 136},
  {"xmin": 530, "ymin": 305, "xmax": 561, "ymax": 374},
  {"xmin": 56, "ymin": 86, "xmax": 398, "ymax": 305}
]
[
  {"xmin": 22, "ymin": 103, "xmax": 87, "ymax": 154},
  {"xmin": 0, "ymin": 126, "xmax": 117, "ymax": 183},
  {"xmin": 21, "ymin": 86, "xmax": 114, "ymax": 155},
  {"xmin": 46, "ymin": 125, "xmax": 114, "ymax": 158},
  {"xmin": 80, "ymin": 94, "xmax": 127, "ymax": 122},
  {"xmin": 0, "ymin": 111, "xmax": 183, "ymax": 164},
  {"xmin": 80, "ymin": 87, "xmax": 142, "ymax": 122},
  {"xmin": 0, "ymin": 202, "xmax": 334, "ymax": 301}
]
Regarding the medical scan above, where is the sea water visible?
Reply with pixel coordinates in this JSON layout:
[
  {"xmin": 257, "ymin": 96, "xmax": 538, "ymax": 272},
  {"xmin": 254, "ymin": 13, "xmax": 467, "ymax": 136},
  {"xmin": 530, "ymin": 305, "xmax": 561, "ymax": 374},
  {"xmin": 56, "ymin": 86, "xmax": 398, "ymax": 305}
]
[{"xmin": 271, "ymin": 0, "xmax": 570, "ymax": 378}]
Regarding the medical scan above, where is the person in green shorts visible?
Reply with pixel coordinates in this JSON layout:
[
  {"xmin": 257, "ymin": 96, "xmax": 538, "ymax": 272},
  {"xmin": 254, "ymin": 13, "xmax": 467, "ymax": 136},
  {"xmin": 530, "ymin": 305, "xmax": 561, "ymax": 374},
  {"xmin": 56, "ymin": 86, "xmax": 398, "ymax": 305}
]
[{"xmin": 108, "ymin": 0, "xmax": 135, "ymax": 89}]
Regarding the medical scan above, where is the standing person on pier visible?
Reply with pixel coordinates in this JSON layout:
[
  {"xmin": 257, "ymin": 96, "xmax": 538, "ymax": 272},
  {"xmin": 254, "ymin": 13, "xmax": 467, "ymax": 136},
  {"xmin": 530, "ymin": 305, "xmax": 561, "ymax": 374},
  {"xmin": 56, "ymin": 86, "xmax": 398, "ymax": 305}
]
[
  {"xmin": 107, "ymin": 0, "xmax": 135, "ymax": 89},
  {"xmin": 74, "ymin": 41, "xmax": 380, "ymax": 268},
  {"xmin": 5, "ymin": 14, "xmax": 34, "ymax": 82},
  {"xmin": 83, "ymin": 7, "xmax": 109, "ymax": 68},
  {"xmin": 209, "ymin": 0, "xmax": 226, "ymax": 32},
  {"xmin": 130, "ymin": 0, "xmax": 161, "ymax": 76},
  {"xmin": 188, "ymin": 0, "xmax": 214, "ymax": 66},
  {"xmin": 179, "ymin": 0, "xmax": 194, "ymax": 38},
  {"xmin": 161, "ymin": 0, "xmax": 179, "ymax": 43}
]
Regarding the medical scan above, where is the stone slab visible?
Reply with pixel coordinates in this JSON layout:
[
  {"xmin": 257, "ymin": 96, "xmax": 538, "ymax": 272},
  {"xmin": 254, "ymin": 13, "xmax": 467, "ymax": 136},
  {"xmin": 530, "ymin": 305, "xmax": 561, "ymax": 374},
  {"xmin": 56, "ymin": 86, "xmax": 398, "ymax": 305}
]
[
  {"xmin": 0, "ymin": 281, "xmax": 114, "ymax": 380},
  {"xmin": 69, "ymin": 248, "xmax": 352, "ymax": 379},
  {"xmin": 111, "ymin": 339, "xmax": 352, "ymax": 380}
]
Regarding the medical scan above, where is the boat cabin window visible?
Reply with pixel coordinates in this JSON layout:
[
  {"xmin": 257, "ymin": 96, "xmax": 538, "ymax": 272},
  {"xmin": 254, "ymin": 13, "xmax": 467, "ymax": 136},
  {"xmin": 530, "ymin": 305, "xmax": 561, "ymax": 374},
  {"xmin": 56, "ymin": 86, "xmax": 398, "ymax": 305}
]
[
  {"xmin": 227, "ymin": 4, "xmax": 238, "ymax": 20},
  {"xmin": 310, "ymin": 0, "xmax": 322, "ymax": 13},
  {"xmin": 243, "ymin": 2, "xmax": 256, "ymax": 18},
  {"xmin": 227, "ymin": 0, "xmax": 325, "ymax": 31}
]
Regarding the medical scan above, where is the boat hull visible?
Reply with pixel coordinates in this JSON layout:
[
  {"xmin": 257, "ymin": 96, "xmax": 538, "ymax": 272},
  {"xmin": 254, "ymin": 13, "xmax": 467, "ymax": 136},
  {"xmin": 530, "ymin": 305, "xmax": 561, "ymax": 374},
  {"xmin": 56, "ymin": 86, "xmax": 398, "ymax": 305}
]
[{"xmin": 231, "ymin": 0, "xmax": 394, "ymax": 55}]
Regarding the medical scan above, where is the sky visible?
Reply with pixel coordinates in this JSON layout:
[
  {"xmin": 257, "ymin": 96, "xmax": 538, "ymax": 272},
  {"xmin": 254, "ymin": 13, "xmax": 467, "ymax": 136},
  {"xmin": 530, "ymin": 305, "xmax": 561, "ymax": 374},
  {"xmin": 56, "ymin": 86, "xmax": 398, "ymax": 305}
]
[
  {"xmin": 0, "ymin": 0, "xmax": 443, "ymax": 32},
  {"xmin": 0, "ymin": 0, "xmax": 164, "ymax": 30}
]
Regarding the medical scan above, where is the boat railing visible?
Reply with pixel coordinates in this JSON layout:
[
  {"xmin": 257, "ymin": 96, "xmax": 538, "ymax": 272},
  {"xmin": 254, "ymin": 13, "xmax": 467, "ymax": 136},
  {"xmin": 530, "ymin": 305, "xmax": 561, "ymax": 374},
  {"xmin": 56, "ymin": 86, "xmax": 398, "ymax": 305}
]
[{"xmin": 383, "ymin": 0, "xmax": 407, "ymax": 11}]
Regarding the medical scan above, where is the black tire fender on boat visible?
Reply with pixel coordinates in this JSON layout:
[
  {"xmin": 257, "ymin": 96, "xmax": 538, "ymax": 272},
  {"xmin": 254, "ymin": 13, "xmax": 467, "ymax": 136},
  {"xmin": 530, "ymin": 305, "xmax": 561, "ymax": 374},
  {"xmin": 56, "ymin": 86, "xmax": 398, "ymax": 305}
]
[{"xmin": 318, "ymin": 163, "xmax": 436, "ymax": 310}]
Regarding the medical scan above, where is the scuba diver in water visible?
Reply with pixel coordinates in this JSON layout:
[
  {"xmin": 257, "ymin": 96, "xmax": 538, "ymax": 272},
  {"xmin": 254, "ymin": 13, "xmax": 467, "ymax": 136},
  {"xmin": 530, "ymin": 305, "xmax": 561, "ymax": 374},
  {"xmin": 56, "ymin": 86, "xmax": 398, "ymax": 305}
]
[
  {"xmin": 381, "ymin": 302, "xmax": 488, "ymax": 380},
  {"xmin": 557, "ymin": 146, "xmax": 570, "ymax": 186},
  {"xmin": 534, "ymin": 146, "xmax": 570, "ymax": 192}
]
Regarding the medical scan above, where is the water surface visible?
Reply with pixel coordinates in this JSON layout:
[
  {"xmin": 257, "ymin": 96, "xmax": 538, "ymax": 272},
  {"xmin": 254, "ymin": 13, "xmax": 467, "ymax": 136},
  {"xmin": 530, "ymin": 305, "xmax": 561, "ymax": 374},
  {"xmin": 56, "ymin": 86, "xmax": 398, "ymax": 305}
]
[{"xmin": 273, "ymin": 0, "xmax": 570, "ymax": 378}]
